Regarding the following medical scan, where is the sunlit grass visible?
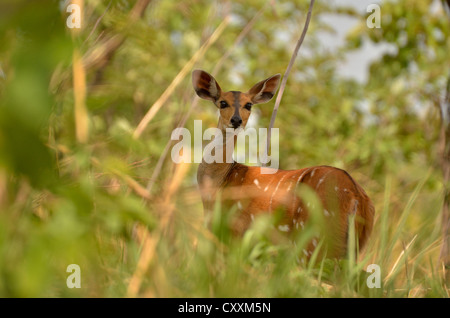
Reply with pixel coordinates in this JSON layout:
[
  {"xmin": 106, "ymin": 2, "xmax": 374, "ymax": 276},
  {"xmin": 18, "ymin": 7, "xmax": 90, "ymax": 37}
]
[{"xmin": 107, "ymin": 169, "xmax": 447, "ymax": 298}]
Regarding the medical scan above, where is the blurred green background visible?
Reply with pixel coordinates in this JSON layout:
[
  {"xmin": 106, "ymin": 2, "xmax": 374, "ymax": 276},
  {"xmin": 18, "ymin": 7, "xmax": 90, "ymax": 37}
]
[{"xmin": 0, "ymin": 0, "xmax": 448, "ymax": 297}]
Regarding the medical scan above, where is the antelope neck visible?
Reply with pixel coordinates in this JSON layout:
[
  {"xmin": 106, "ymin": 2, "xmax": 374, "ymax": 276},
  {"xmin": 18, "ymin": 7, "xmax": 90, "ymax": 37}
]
[{"xmin": 197, "ymin": 122, "xmax": 240, "ymax": 190}]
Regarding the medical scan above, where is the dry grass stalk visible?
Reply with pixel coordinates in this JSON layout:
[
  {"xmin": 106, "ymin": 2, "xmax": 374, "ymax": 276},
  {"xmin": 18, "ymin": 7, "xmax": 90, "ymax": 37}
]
[
  {"xmin": 127, "ymin": 160, "xmax": 190, "ymax": 297},
  {"xmin": 72, "ymin": 49, "xmax": 88, "ymax": 144},
  {"xmin": 384, "ymin": 235, "xmax": 417, "ymax": 283},
  {"xmin": 132, "ymin": 16, "xmax": 231, "ymax": 139}
]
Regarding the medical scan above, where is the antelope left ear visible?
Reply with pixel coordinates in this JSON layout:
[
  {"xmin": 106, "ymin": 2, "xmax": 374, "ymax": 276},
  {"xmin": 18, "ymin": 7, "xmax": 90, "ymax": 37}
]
[{"xmin": 247, "ymin": 74, "xmax": 281, "ymax": 104}]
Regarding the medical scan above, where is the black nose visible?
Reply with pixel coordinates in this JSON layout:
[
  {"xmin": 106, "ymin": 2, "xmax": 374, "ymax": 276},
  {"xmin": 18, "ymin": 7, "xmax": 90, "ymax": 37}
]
[{"xmin": 230, "ymin": 116, "xmax": 242, "ymax": 128}]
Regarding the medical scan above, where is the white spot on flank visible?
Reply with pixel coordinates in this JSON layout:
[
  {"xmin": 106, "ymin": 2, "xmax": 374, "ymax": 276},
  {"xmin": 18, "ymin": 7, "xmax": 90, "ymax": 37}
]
[
  {"xmin": 312, "ymin": 239, "xmax": 318, "ymax": 247},
  {"xmin": 287, "ymin": 181, "xmax": 293, "ymax": 191},
  {"xmin": 237, "ymin": 201, "xmax": 243, "ymax": 210},
  {"xmin": 344, "ymin": 188, "xmax": 349, "ymax": 192},
  {"xmin": 311, "ymin": 168, "xmax": 316, "ymax": 177},
  {"xmin": 250, "ymin": 214, "xmax": 255, "ymax": 221},
  {"xmin": 316, "ymin": 176, "xmax": 326, "ymax": 189},
  {"xmin": 324, "ymin": 209, "xmax": 330, "ymax": 217},
  {"xmin": 297, "ymin": 207, "xmax": 302, "ymax": 213},
  {"xmin": 303, "ymin": 249, "xmax": 308, "ymax": 256},
  {"xmin": 335, "ymin": 186, "xmax": 339, "ymax": 191},
  {"xmin": 278, "ymin": 224, "xmax": 290, "ymax": 232},
  {"xmin": 269, "ymin": 174, "xmax": 287, "ymax": 212},
  {"xmin": 291, "ymin": 168, "xmax": 311, "ymax": 211},
  {"xmin": 300, "ymin": 221, "xmax": 305, "ymax": 228},
  {"xmin": 253, "ymin": 179, "xmax": 261, "ymax": 189},
  {"xmin": 315, "ymin": 170, "xmax": 333, "ymax": 190}
]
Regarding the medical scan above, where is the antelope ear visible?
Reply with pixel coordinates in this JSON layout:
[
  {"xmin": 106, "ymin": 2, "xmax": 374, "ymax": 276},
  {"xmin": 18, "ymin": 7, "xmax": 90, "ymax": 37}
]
[
  {"xmin": 192, "ymin": 70, "xmax": 222, "ymax": 102},
  {"xmin": 247, "ymin": 74, "xmax": 281, "ymax": 104}
]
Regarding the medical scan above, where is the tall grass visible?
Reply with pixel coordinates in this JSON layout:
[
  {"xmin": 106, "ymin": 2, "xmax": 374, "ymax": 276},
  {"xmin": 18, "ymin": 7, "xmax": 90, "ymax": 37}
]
[{"xmin": 99, "ymin": 167, "xmax": 447, "ymax": 298}]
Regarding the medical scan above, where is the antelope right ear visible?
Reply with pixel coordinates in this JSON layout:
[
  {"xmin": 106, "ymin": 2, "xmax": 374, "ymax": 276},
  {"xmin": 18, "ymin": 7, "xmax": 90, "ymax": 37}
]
[
  {"xmin": 192, "ymin": 70, "xmax": 222, "ymax": 102},
  {"xmin": 248, "ymin": 74, "xmax": 281, "ymax": 104}
]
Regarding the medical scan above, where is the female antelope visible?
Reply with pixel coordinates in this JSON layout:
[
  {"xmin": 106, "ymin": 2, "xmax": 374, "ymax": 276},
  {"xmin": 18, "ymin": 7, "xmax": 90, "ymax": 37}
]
[{"xmin": 192, "ymin": 69, "xmax": 374, "ymax": 258}]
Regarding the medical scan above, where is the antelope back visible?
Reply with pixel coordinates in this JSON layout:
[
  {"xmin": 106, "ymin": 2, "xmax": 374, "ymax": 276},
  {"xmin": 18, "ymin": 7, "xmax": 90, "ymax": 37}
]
[{"xmin": 220, "ymin": 164, "xmax": 374, "ymax": 258}]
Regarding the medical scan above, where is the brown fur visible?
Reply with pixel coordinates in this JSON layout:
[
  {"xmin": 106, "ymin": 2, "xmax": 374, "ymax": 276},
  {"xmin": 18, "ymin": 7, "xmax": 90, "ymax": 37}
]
[{"xmin": 193, "ymin": 70, "xmax": 374, "ymax": 259}]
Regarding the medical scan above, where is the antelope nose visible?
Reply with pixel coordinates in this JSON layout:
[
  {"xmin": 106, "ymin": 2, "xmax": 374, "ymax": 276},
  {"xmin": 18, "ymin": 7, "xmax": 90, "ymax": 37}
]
[{"xmin": 231, "ymin": 116, "xmax": 242, "ymax": 128}]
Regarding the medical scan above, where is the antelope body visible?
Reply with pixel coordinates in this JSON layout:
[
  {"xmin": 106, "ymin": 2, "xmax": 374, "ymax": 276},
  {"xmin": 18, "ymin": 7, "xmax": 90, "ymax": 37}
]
[{"xmin": 192, "ymin": 70, "xmax": 374, "ymax": 258}]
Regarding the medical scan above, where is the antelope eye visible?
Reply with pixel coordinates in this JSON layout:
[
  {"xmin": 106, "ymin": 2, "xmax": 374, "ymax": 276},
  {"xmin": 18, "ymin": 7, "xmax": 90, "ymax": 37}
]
[
  {"xmin": 244, "ymin": 103, "xmax": 252, "ymax": 110},
  {"xmin": 220, "ymin": 101, "xmax": 229, "ymax": 109}
]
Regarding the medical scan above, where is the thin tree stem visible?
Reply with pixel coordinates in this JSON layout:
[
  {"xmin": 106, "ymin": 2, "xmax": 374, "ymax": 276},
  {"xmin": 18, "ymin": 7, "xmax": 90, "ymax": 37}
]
[{"xmin": 265, "ymin": 0, "xmax": 315, "ymax": 164}]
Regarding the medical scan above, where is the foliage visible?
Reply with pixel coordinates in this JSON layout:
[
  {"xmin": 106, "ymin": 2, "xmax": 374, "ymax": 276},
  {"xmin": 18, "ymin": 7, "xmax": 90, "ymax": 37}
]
[{"xmin": 0, "ymin": 0, "xmax": 448, "ymax": 297}]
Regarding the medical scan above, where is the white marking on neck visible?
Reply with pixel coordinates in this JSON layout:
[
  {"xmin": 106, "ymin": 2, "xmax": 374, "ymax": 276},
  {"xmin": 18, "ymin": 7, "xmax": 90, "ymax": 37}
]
[{"xmin": 202, "ymin": 128, "xmax": 236, "ymax": 164}]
